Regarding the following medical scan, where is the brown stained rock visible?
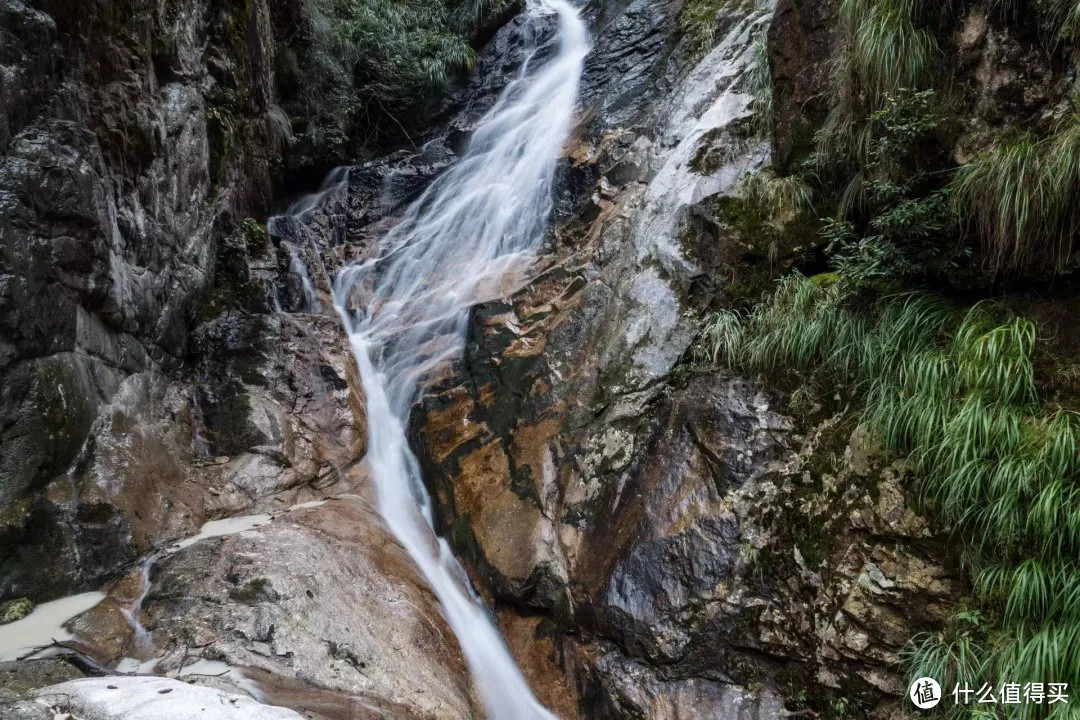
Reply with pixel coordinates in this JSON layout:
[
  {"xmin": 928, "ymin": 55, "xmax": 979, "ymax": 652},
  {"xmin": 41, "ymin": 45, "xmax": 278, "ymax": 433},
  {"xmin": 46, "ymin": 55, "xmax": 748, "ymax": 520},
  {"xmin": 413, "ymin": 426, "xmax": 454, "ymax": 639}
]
[
  {"xmin": 431, "ymin": 357, "xmax": 961, "ymax": 715},
  {"xmin": 242, "ymin": 667, "xmax": 426, "ymax": 720},
  {"xmin": 424, "ymin": 387, "xmax": 489, "ymax": 463},
  {"xmin": 65, "ymin": 597, "xmax": 135, "ymax": 667},
  {"xmin": 509, "ymin": 418, "xmax": 562, "ymax": 500},
  {"xmin": 498, "ymin": 613, "xmax": 582, "ymax": 720},
  {"xmin": 455, "ymin": 442, "xmax": 556, "ymax": 586}
]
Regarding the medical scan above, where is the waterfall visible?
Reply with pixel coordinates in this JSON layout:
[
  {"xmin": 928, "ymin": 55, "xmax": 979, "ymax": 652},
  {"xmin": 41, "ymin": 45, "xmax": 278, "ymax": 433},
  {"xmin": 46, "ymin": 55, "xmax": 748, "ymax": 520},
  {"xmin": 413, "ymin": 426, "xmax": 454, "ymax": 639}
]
[{"xmin": 330, "ymin": 1, "xmax": 588, "ymax": 717}]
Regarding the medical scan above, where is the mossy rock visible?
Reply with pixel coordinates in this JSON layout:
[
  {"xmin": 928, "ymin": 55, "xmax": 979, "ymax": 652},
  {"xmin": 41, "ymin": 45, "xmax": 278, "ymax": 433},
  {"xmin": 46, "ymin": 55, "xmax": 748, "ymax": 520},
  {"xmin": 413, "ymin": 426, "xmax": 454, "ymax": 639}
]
[{"xmin": 0, "ymin": 597, "xmax": 33, "ymax": 624}]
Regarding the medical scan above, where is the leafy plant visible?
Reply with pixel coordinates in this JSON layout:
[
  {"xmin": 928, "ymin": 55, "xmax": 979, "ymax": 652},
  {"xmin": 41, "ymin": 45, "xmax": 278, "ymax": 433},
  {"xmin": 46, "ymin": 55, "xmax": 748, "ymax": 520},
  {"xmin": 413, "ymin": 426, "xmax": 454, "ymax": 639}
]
[
  {"xmin": 817, "ymin": 91, "xmax": 964, "ymax": 287},
  {"xmin": 817, "ymin": 0, "xmax": 939, "ymax": 166},
  {"xmin": 288, "ymin": 0, "xmax": 479, "ymax": 158}
]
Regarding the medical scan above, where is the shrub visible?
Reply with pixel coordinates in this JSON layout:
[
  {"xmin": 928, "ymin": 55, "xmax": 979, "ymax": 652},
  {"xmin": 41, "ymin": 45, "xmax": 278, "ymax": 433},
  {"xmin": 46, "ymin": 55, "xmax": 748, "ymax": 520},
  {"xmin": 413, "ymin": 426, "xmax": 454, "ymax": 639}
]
[
  {"xmin": 815, "ymin": 91, "xmax": 965, "ymax": 287},
  {"xmin": 817, "ymin": 0, "xmax": 939, "ymax": 165}
]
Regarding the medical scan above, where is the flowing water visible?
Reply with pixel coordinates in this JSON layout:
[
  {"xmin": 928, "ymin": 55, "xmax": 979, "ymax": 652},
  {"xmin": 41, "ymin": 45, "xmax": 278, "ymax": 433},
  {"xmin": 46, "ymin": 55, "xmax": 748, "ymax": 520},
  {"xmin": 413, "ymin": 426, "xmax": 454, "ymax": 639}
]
[{"xmin": 329, "ymin": 1, "xmax": 587, "ymax": 717}]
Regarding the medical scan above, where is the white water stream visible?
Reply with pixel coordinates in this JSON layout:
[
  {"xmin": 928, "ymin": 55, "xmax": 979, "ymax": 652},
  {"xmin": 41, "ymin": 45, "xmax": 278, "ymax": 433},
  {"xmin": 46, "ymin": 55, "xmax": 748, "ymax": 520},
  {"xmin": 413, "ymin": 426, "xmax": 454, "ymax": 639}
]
[{"xmin": 329, "ymin": 1, "xmax": 587, "ymax": 717}]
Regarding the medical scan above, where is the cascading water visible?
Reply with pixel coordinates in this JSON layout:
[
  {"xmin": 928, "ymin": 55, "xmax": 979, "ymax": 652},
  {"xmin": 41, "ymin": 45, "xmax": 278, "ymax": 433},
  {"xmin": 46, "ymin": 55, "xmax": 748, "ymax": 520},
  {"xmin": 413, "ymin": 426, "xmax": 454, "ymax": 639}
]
[{"xmin": 330, "ymin": 1, "xmax": 587, "ymax": 718}]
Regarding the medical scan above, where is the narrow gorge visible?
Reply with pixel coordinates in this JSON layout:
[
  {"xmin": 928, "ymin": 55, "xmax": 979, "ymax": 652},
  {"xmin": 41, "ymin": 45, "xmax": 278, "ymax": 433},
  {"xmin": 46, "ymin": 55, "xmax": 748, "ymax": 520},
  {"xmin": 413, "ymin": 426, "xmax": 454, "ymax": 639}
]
[{"xmin": 3, "ymin": 0, "xmax": 1080, "ymax": 718}]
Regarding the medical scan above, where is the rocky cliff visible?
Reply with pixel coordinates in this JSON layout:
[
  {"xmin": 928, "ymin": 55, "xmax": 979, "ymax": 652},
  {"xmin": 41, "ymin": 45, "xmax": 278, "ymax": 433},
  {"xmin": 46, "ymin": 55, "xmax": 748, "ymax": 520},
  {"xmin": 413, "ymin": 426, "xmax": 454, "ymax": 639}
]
[{"xmin": 2, "ymin": 0, "xmax": 1075, "ymax": 718}]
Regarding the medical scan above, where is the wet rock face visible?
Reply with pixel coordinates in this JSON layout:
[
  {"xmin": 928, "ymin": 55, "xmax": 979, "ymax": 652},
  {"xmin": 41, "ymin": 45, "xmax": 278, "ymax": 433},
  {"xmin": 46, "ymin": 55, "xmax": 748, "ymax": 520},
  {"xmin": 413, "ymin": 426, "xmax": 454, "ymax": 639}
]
[
  {"xmin": 403, "ymin": 0, "xmax": 962, "ymax": 716},
  {"xmin": 585, "ymin": 651, "xmax": 786, "ymax": 720},
  {"xmin": 767, "ymin": 0, "xmax": 837, "ymax": 170},
  {"xmin": 131, "ymin": 499, "xmax": 476, "ymax": 719},
  {"xmin": 0, "ymin": 0, "xmax": 390, "ymax": 600},
  {"xmin": 951, "ymin": 5, "xmax": 1064, "ymax": 159},
  {"xmin": 0, "ymin": 297, "xmax": 366, "ymax": 600},
  {"xmin": 0, "ymin": 0, "xmax": 283, "ymax": 588},
  {"xmin": 0, "ymin": 213, "xmax": 366, "ymax": 599}
]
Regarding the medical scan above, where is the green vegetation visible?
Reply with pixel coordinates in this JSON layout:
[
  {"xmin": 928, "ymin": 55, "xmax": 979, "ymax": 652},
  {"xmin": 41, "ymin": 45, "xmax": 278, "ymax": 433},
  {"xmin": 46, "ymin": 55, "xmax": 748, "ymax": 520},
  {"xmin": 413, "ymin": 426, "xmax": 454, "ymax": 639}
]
[
  {"xmin": 701, "ymin": 274, "xmax": 1080, "ymax": 717},
  {"xmin": 748, "ymin": 29, "xmax": 773, "ymax": 137},
  {"xmin": 738, "ymin": 89, "xmax": 962, "ymax": 290},
  {"xmin": 708, "ymin": 0, "xmax": 1080, "ymax": 712},
  {"xmin": 841, "ymin": 0, "xmax": 935, "ymax": 102},
  {"xmin": 808, "ymin": 0, "xmax": 1080, "ymax": 276},
  {"xmin": 743, "ymin": 170, "xmax": 815, "ymax": 219},
  {"xmin": 817, "ymin": 0, "xmax": 937, "ymax": 164},
  {"xmin": 951, "ymin": 112, "xmax": 1080, "ymax": 273},
  {"xmin": 680, "ymin": 0, "xmax": 753, "ymax": 59},
  {"xmin": 283, "ymin": 0, "xmax": 487, "ymax": 162}
]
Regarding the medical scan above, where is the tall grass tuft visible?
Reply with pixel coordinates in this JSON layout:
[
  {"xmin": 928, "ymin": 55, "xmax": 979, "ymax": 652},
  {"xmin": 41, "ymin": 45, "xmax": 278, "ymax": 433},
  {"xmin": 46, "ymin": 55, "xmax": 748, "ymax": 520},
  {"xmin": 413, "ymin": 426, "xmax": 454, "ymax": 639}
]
[
  {"xmin": 701, "ymin": 275, "xmax": 1080, "ymax": 710},
  {"xmin": 951, "ymin": 134, "xmax": 1063, "ymax": 272},
  {"xmin": 846, "ymin": 0, "xmax": 936, "ymax": 104},
  {"xmin": 743, "ymin": 170, "xmax": 816, "ymax": 219},
  {"xmin": 748, "ymin": 29, "xmax": 773, "ymax": 137},
  {"xmin": 817, "ymin": 0, "xmax": 938, "ymax": 166},
  {"xmin": 680, "ymin": 0, "xmax": 746, "ymax": 59},
  {"xmin": 951, "ymin": 111, "xmax": 1080, "ymax": 273}
]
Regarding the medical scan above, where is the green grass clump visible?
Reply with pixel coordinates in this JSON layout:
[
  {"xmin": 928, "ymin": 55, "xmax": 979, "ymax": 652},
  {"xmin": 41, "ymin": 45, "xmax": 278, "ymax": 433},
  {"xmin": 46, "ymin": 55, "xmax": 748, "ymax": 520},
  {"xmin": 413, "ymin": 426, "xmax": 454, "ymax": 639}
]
[
  {"xmin": 952, "ymin": 113, "xmax": 1080, "ymax": 273},
  {"xmin": 951, "ymin": 134, "xmax": 1062, "ymax": 273},
  {"xmin": 743, "ymin": 170, "xmax": 815, "ymax": 219},
  {"xmin": 843, "ymin": 0, "xmax": 936, "ymax": 104},
  {"xmin": 702, "ymin": 275, "xmax": 1080, "ymax": 715},
  {"xmin": 748, "ymin": 29, "xmax": 773, "ymax": 137},
  {"xmin": 680, "ymin": 0, "xmax": 748, "ymax": 59},
  {"xmin": 818, "ymin": 0, "xmax": 938, "ymax": 165}
]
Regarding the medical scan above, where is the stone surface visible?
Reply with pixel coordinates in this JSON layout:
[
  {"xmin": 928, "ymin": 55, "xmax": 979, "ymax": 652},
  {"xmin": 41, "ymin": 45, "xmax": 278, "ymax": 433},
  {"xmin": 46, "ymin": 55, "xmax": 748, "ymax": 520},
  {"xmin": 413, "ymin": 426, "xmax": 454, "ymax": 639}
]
[
  {"xmin": 37, "ymin": 496, "xmax": 475, "ymax": 720},
  {"xmin": 400, "ymin": 1, "xmax": 965, "ymax": 717},
  {"xmin": 0, "ymin": 0, "xmax": 293, "ymax": 596},
  {"xmin": 137, "ymin": 498, "xmax": 476, "ymax": 720},
  {"xmin": 766, "ymin": 0, "xmax": 837, "ymax": 169}
]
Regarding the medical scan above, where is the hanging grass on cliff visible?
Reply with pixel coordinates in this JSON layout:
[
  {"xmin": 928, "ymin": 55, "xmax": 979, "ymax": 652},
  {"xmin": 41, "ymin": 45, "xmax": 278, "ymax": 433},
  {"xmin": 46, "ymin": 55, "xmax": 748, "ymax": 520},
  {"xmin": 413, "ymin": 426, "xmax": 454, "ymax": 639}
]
[
  {"xmin": 817, "ymin": 0, "xmax": 938, "ymax": 165},
  {"xmin": 680, "ymin": 0, "xmax": 757, "ymax": 59},
  {"xmin": 951, "ymin": 111, "xmax": 1080, "ymax": 273},
  {"xmin": 701, "ymin": 275, "xmax": 1080, "ymax": 716}
]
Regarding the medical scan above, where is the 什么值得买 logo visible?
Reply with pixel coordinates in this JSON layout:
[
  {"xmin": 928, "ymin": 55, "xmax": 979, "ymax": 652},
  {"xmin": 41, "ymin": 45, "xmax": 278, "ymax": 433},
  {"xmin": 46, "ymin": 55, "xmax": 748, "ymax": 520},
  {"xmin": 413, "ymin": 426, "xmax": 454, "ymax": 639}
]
[{"xmin": 910, "ymin": 678, "xmax": 942, "ymax": 710}]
